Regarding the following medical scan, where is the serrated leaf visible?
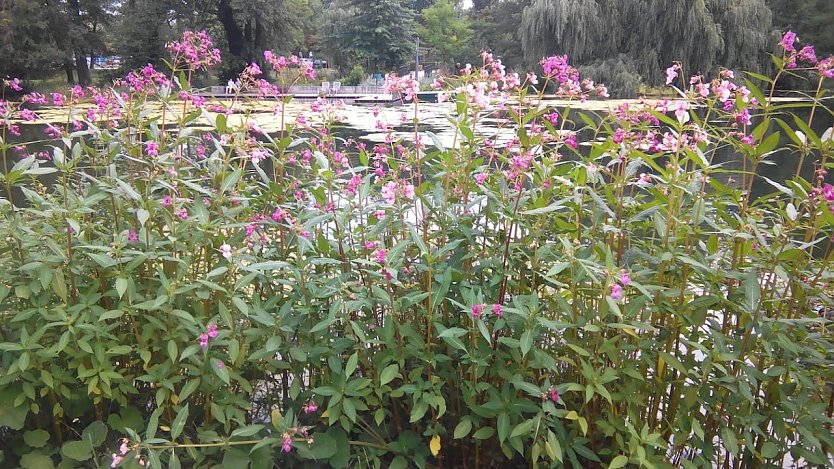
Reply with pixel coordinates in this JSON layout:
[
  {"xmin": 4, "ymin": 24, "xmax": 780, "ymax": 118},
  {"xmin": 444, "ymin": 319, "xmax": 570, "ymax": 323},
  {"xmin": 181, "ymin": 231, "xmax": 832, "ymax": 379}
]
[{"xmin": 170, "ymin": 404, "xmax": 188, "ymax": 440}]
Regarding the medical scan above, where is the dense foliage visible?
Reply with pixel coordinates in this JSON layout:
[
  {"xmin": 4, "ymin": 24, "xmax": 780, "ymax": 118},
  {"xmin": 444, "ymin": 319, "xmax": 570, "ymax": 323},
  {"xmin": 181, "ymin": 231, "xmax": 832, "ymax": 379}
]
[
  {"xmin": 3, "ymin": 0, "xmax": 833, "ymax": 96},
  {"xmin": 1, "ymin": 31, "xmax": 834, "ymax": 468}
]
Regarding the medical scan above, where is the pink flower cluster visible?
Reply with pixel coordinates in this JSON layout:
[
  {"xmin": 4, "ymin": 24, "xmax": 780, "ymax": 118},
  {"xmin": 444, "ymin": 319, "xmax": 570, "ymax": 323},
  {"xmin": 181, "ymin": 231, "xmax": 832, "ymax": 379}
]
[
  {"xmin": 540, "ymin": 54, "xmax": 607, "ymax": 100},
  {"xmin": 119, "ymin": 64, "xmax": 171, "ymax": 93},
  {"xmin": 198, "ymin": 323, "xmax": 219, "ymax": 349},
  {"xmin": 3, "ymin": 77, "xmax": 22, "ymax": 92},
  {"xmin": 779, "ymin": 31, "xmax": 834, "ymax": 77},
  {"xmin": 813, "ymin": 184, "xmax": 834, "ymax": 215},
  {"xmin": 168, "ymin": 30, "xmax": 222, "ymax": 71},
  {"xmin": 383, "ymin": 73, "xmax": 419, "ymax": 102},
  {"xmin": 111, "ymin": 438, "xmax": 144, "ymax": 467},
  {"xmin": 610, "ymin": 269, "xmax": 631, "ymax": 301},
  {"xmin": 470, "ymin": 303, "xmax": 503, "ymax": 319},
  {"xmin": 380, "ymin": 180, "xmax": 415, "ymax": 205}
]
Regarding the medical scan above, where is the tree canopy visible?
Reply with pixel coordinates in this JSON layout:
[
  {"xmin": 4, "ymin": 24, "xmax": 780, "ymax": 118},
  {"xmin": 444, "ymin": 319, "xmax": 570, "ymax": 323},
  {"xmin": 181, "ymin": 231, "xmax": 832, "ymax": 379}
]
[
  {"xmin": 0, "ymin": 0, "xmax": 831, "ymax": 94},
  {"xmin": 521, "ymin": 0, "xmax": 774, "ymax": 94}
]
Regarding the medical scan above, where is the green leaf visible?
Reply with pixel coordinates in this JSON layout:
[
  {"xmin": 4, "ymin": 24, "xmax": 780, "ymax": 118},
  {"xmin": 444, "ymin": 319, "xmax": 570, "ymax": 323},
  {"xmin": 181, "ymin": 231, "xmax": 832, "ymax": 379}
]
[
  {"xmin": 742, "ymin": 271, "xmax": 761, "ymax": 313},
  {"xmin": 520, "ymin": 330, "xmax": 533, "ymax": 357},
  {"xmin": 389, "ymin": 456, "xmax": 408, "ymax": 469},
  {"xmin": 115, "ymin": 278, "xmax": 128, "ymax": 299},
  {"xmin": 472, "ymin": 427, "xmax": 495, "ymax": 439},
  {"xmin": 170, "ymin": 404, "xmax": 188, "ymax": 440},
  {"xmin": 213, "ymin": 360, "xmax": 230, "ymax": 384},
  {"xmin": 497, "ymin": 412, "xmax": 510, "ymax": 444},
  {"xmin": 23, "ymin": 430, "xmax": 50, "ymax": 448},
  {"xmin": 231, "ymin": 424, "xmax": 264, "ymax": 438},
  {"xmin": 609, "ymin": 455, "xmax": 629, "ymax": 469},
  {"xmin": 61, "ymin": 440, "xmax": 92, "ymax": 461},
  {"xmin": 168, "ymin": 449, "xmax": 182, "ymax": 469},
  {"xmin": 453, "ymin": 419, "xmax": 472, "ymax": 439},
  {"xmin": 295, "ymin": 432, "xmax": 338, "ymax": 460},
  {"xmin": 345, "ymin": 353, "xmax": 359, "ymax": 378},
  {"xmin": 19, "ymin": 453, "xmax": 55, "ymax": 469},
  {"xmin": 82, "ymin": 421, "xmax": 107, "ymax": 446},
  {"xmin": 760, "ymin": 441, "xmax": 778, "ymax": 459},
  {"xmin": 380, "ymin": 363, "xmax": 399, "ymax": 386},
  {"xmin": 510, "ymin": 418, "xmax": 535, "ymax": 438},
  {"xmin": 721, "ymin": 427, "xmax": 739, "ymax": 455}
]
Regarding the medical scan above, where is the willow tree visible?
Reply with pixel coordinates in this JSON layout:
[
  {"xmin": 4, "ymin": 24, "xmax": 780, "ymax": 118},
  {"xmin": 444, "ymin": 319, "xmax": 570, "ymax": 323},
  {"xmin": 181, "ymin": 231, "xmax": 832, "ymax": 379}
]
[{"xmin": 521, "ymin": 0, "xmax": 773, "ymax": 95}]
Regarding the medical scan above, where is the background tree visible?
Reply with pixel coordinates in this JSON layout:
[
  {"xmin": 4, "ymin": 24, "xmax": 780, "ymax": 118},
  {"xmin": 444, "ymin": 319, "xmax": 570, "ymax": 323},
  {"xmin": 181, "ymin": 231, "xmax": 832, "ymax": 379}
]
[
  {"xmin": 520, "ymin": 0, "xmax": 774, "ymax": 95},
  {"xmin": 469, "ymin": 0, "xmax": 531, "ymax": 71},
  {"xmin": 767, "ymin": 0, "xmax": 834, "ymax": 56},
  {"xmin": 338, "ymin": 0, "xmax": 416, "ymax": 72},
  {"xmin": 112, "ymin": 0, "xmax": 172, "ymax": 71},
  {"xmin": 0, "ymin": 0, "xmax": 67, "ymax": 79},
  {"xmin": 417, "ymin": 0, "xmax": 472, "ymax": 71}
]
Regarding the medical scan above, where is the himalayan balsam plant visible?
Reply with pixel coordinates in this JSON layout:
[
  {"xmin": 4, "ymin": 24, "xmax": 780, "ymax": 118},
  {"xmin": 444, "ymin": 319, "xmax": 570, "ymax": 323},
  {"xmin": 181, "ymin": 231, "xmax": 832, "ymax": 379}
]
[{"xmin": 1, "ymin": 30, "xmax": 833, "ymax": 468}]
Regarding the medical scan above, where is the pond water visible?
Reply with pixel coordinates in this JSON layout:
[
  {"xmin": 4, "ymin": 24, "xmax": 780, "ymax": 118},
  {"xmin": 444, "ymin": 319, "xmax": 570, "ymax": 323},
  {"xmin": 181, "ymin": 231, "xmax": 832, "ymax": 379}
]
[{"xmin": 2, "ymin": 98, "xmax": 832, "ymax": 206}]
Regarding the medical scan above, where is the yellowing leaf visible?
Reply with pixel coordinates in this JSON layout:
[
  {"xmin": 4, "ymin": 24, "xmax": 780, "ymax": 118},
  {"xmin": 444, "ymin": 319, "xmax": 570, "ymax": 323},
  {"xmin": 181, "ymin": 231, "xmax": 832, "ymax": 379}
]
[
  {"xmin": 270, "ymin": 408, "xmax": 282, "ymax": 429},
  {"xmin": 564, "ymin": 411, "xmax": 579, "ymax": 420},
  {"xmin": 429, "ymin": 435, "xmax": 441, "ymax": 456}
]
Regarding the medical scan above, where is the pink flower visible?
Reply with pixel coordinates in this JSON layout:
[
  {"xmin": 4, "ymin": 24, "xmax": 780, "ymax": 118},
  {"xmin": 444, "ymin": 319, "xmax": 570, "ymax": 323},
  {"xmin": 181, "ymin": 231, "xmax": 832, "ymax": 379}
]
[
  {"xmin": 7, "ymin": 78, "xmax": 22, "ymax": 91},
  {"xmin": 167, "ymin": 30, "xmax": 222, "ymax": 71},
  {"xmin": 403, "ymin": 183, "xmax": 415, "ymax": 200},
  {"xmin": 199, "ymin": 333, "xmax": 209, "ymax": 349},
  {"xmin": 735, "ymin": 108, "xmax": 752, "ymax": 126},
  {"xmin": 741, "ymin": 134, "xmax": 755, "ymax": 146},
  {"xmin": 665, "ymin": 64, "xmax": 680, "ymax": 85},
  {"xmin": 619, "ymin": 270, "xmax": 631, "ymax": 286},
  {"xmin": 381, "ymin": 181, "xmax": 397, "ymax": 205},
  {"xmin": 491, "ymin": 304, "xmax": 503, "ymax": 318},
  {"xmin": 780, "ymin": 31, "xmax": 797, "ymax": 52},
  {"xmin": 128, "ymin": 230, "xmax": 139, "ymax": 243},
  {"xmin": 19, "ymin": 109, "xmax": 36, "ymax": 121},
  {"xmin": 162, "ymin": 195, "xmax": 173, "ymax": 208},
  {"xmin": 282, "ymin": 435, "xmax": 292, "ymax": 453},
  {"xmin": 118, "ymin": 439, "xmax": 129, "ymax": 455},
  {"xmin": 44, "ymin": 125, "xmax": 62, "ymax": 139},
  {"xmin": 145, "ymin": 141, "xmax": 159, "ymax": 157},
  {"xmin": 217, "ymin": 360, "xmax": 225, "ymax": 369},
  {"xmin": 111, "ymin": 454, "xmax": 124, "ymax": 467},
  {"xmin": 548, "ymin": 387, "xmax": 559, "ymax": 402},
  {"xmin": 610, "ymin": 284, "xmax": 623, "ymax": 300},
  {"xmin": 471, "ymin": 304, "xmax": 483, "ymax": 318},
  {"xmin": 175, "ymin": 208, "xmax": 189, "ymax": 220},
  {"xmin": 303, "ymin": 400, "xmax": 318, "ymax": 414},
  {"xmin": 475, "ymin": 173, "xmax": 488, "ymax": 185},
  {"xmin": 799, "ymin": 45, "xmax": 817, "ymax": 64},
  {"xmin": 207, "ymin": 323, "xmax": 218, "ymax": 338},
  {"xmin": 818, "ymin": 57, "xmax": 834, "ymax": 78},
  {"xmin": 365, "ymin": 240, "xmax": 379, "ymax": 250},
  {"xmin": 673, "ymin": 101, "xmax": 689, "ymax": 124},
  {"xmin": 51, "ymin": 93, "xmax": 65, "ymax": 106},
  {"xmin": 374, "ymin": 249, "xmax": 387, "ymax": 264},
  {"xmin": 564, "ymin": 133, "xmax": 577, "ymax": 149}
]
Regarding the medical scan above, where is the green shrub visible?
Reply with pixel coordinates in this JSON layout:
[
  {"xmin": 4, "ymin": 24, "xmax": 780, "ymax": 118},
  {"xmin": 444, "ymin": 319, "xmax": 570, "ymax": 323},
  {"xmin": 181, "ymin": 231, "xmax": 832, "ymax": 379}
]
[
  {"xmin": 342, "ymin": 65, "xmax": 365, "ymax": 86},
  {"xmin": 0, "ymin": 34, "xmax": 833, "ymax": 468}
]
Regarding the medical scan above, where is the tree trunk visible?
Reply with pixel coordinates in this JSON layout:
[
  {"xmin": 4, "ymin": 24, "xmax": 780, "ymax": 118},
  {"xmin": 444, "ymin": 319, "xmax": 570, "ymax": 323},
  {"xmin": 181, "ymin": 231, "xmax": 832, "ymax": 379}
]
[
  {"xmin": 68, "ymin": 0, "xmax": 92, "ymax": 85},
  {"xmin": 217, "ymin": 0, "xmax": 244, "ymax": 57},
  {"xmin": 75, "ymin": 52, "xmax": 92, "ymax": 85},
  {"xmin": 64, "ymin": 60, "xmax": 75, "ymax": 84}
]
